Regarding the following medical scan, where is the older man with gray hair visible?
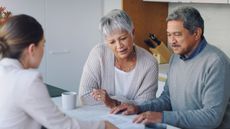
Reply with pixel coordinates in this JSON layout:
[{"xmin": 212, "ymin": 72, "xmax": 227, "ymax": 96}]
[{"xmin": 111, "ymin": 6, "xmax": 230, "ymax": 129}]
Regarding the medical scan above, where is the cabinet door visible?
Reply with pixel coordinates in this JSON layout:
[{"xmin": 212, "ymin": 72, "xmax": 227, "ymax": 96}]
[{"xmin": 45, "ymin": 0, "xmax": 103, "ymax": 91}]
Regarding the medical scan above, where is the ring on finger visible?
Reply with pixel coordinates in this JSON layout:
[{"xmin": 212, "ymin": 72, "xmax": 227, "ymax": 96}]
[{"xmin": 142, "ymin": 114, "xmax": 146, "ymax": 118}]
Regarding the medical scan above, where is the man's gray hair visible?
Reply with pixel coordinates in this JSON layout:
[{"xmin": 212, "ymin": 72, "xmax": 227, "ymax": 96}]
[
  {"xmin": 167, "ymin": 6, "xmax": 204, "ymax": 36},
  {"xmin": 99, "ymin": 9, "xmax": 134, "ymax": 37}
]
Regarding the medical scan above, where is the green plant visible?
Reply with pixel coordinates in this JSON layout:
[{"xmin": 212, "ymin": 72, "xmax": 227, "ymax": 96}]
[{"xmin": 0, "ymin": 6, "xmax": 11, "ymax": 26}]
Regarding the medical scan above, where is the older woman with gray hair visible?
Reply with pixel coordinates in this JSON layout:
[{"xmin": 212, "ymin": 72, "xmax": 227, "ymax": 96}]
[{"xmin": 78, "ymin": 9, "xmax": 158, "ymax": 108}]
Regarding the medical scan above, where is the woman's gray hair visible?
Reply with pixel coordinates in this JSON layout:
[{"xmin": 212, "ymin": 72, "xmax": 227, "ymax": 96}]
[
  {"xmin": 167, "ymin": 6, "xmax": 204, "ymax": 36},
  {"xmin": 99, "ymin": 9, "xmax": 134, "ymax": 37}
]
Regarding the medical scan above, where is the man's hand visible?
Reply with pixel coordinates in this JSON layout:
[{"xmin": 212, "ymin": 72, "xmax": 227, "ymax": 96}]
[
  {"xmin": 133, "ymin": 111, "xmax": 162, "ymax": 124},
  {"xmin": 110, "ymin": 103, "xmax": 139, "ymax": 115}
]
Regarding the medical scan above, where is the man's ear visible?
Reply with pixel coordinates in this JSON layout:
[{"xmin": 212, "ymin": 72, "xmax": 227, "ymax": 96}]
[{"xmin": 194, "ymin": 28, "xmax": 202, "ymax": 40}]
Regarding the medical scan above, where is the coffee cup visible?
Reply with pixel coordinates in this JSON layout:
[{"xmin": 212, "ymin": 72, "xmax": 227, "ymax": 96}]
[{"xmin": 61, "ymin": 91, "xmax": 77, "ymax": 110}]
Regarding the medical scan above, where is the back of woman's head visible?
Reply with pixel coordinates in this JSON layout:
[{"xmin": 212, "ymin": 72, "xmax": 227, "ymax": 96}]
[
  {"xmin": 99, "ymin": 9, "xmax": 134, "ymax": 37},
  {"xmin": 0, "ymin": 14, "xmax": 43, "ymax": 59}
]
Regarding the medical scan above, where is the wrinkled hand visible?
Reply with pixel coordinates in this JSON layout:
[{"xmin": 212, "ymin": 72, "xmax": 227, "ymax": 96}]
[
  {"xmin": 91, "ymin": 89, "xmax": 108, "ymax": 101},
  {"xmin": 104, "ymin": 121, "xmax": 118, "ymax": 129},
  {"xmin": 110, "ymin": 103, "xmax": 139, "ymax": 115},
  {"xmin": 133, "ymin": 111, "xmax": 162, "ymax": 124},
  {"xmin": 91, "ymin": 89, "xmax": 120, "ymax": 108}
]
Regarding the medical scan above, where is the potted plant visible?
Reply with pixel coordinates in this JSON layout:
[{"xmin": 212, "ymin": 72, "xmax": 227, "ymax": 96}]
[{"xmin": 0, "ymin": 6, "xmax": 11, "ymax": 27}]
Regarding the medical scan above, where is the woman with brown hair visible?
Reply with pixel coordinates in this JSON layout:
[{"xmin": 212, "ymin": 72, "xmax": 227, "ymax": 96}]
[{"xmin": 0, "ymin": 14, "xmax": 116, "ymax": 129}]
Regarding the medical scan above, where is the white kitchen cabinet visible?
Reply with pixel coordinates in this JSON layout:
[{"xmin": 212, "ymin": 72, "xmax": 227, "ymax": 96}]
[
  {"xmin": 143, "ymin": 0, "xmax": 228, "ymax": 4},
  {"xmin": 45, "ymin": 0, "xmax": 103, "ymax": 91}
]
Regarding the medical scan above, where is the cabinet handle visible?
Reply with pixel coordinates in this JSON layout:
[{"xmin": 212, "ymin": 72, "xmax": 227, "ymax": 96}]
[{"xmin": 49, "ymin": 50, "xmax": 70, "ymax": 55}]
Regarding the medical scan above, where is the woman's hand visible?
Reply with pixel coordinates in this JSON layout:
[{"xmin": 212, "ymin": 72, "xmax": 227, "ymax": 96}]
[
  {"xmin": 133, "ymin": 111, "xmax": 162, "ymax": 124},
  {"xmin": 110, "ymin": 103, "xmax": 139, "ymax": 115},
  {"xmin": 91, "ymin": 89, "xmax": 120, "ymax": 108}
]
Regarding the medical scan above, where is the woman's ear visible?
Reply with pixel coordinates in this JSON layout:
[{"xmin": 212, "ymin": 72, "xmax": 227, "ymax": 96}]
[
  {"xmin": 27, "ymin": 43, "xmax": 36, "ymax": 56},
  {"xmin": 132, "ymin": 28, "xmax": 135, "ymax": 36}
]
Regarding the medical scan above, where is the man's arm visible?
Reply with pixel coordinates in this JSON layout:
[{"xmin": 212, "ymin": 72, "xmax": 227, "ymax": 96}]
[
  {"xmin": 138, "ymin": 80, "xmax": 172, "ymax": 112},
  {"xmin": 163, "ymin": 59, "xmax": 230, "ymax": 129}
]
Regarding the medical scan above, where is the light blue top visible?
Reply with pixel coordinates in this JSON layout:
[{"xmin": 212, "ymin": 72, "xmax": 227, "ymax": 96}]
[{"xmin": 138, "ymin": 38, "xmax": 230, "ymax": 129}]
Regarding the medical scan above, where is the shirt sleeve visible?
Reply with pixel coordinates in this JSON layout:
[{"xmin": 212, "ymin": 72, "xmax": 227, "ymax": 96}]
[
  {"xmin": 78, "ymin": 45, "xmax": 103, "ymax": 105},
  {"xmin": 163, "ymin": 59, "xmax": 230, "ymax": 129},
  {"xmin": 17, "ymin": 72, "xmax": 104, "ymax": 129},
  {"xmin": 131, "ymin": 64, "xmax": 159, "ymax": 105},
  {"xmin": 137, "ymin": 79, "xmax": 172, "ymax": 112}
]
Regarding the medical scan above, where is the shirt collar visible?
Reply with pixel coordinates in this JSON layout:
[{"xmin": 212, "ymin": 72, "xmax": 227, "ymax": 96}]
[
  {"xmin": 180, "ymin": 37, "xmax": 207, "ymax": 61},
  {"xmin": 0, "ymin": 58, "xmax": 23, "ymax": 69}
]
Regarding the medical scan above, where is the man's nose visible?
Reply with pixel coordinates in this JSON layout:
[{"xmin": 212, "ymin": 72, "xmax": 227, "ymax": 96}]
[{"xmin": 168, "ymin": 36, "xmax": 176, "ymax": 44}]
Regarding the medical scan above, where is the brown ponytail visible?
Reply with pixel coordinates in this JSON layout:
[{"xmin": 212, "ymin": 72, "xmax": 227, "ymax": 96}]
[
  {"xmin": 0, "ymin": 14, "xmax": 43, "ymax": 59},
  {"xmin": 0, "ymin": 37, "xmax": 8, "ymax": 57}
]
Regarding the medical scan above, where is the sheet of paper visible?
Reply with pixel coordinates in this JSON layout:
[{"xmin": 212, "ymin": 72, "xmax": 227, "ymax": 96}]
[
  {"xmin": 99, "ymin": 114, "xmax": 145, "ymax": 129},
  {"xmin": 167, "ymin": 124, "xmax": 181, "ymax": 129},
  {"xmin": 52, "ymin": 97, "xmax": 181, "ymax": 129}
]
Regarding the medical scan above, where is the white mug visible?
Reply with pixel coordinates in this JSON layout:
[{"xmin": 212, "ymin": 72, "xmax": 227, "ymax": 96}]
[{"xmin": 61, "ymin": 91, "xmax": 77, "ymax": 110}]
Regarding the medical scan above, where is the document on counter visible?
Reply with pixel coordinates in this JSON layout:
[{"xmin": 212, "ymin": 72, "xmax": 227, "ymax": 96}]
[
  {"xmin": 98, "ymin": 114, "xmax": 145, "ymax": 129},
  {"xmin": 52, "ymin": 97, "xmax": 181, "ymax": 129}
]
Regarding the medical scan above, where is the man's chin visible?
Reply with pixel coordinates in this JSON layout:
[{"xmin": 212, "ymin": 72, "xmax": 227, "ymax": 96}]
[{"xmin": 172, "ymin": 50, "xmax": 182, "ymax": 55}]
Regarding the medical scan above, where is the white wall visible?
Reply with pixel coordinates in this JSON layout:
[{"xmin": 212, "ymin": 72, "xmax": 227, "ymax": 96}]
[
  {"xmin": 103, "ymin": 0, "xmax": 122, "ymax": 14},
  {"xmin": 0, "ymin": 0, "xmax": 47, "ymax": 80},
  {"xmin": 169, "ymin": 3, "xmax": 230, "ymax": 57},
  {"xmin": 1, "ymin": 0, "xmax": 103, "ymax": 91},
  {"xmin": 1, "ymin": 0, "xmax": 122, "ymax": 91},
  {"xmin": 44, "ymin": 0, "xmax": 103, "ymax": 91}
]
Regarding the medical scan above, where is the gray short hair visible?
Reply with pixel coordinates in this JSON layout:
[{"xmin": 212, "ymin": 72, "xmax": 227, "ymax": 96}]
[
  {"xmin": 167, "ymin": 6, "xmax": 204, "ymax": 36},
  {"xmin": 99, "ymin": 9, "xmax": 134, "ymax": 37}
]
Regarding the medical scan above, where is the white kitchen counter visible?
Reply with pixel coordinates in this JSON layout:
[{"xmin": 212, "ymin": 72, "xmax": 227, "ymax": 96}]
[
  {"xmin": 156, "ymin": 64, "xmax": 169, "ymax": 98},
  {"xmin": 159, "ymin": 64, "xmax": 169, "ymax": 81}
]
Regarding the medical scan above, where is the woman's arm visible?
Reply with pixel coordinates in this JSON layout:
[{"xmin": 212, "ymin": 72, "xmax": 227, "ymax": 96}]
[
  {"xmin": 18, "ymin": 72, "xmax": 105, "ymax": 129},
  {"xmin": 78, "ymin": 45, "xmax": 103, "ymax": 105}
]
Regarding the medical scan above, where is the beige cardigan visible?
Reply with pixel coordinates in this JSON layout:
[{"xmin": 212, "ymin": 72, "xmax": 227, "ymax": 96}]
[{"xmin": 79, "ymin": 43, "xmax": 158, "ymax": 105}]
